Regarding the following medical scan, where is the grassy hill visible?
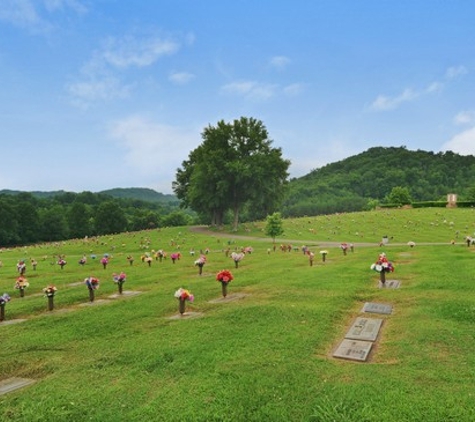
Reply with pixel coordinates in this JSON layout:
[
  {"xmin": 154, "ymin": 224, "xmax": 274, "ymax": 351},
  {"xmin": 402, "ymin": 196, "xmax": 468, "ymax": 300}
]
[{"xmin": 0, "ymin": 207, "xmax": 474, "ymax": 421}]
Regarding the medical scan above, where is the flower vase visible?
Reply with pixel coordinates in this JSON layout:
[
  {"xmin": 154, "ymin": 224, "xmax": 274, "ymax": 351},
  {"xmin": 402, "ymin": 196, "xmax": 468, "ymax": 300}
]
[
  {"xmin": 234, "ymin": 261, "xmax": 239, "ymax": 269},
  {"xmin": 179, "ymin": 298, "xmax": 186, "ymax": 315},
  {"xmin": 221, "ymin": 281, "xmax": 228, "ymax": 298},
  {"xmin": 380, "ymin": 270, "xmax": 386, "ymax": 284},
  {"xmin": 118, "ymin": 281, "xmax": 123, "ymax": 294},
  {"xmin": 198, "ymin": 264, "xmax": 203, "ymax": 275},
  {"xmin": 322, "ymin": 254, "xmax": 326, "ymax": 262},
  {"xmin": 20, "ymin": 287, "xmax": 25, "ymax": 298},
  {"xmin": 0, "ymin": 304, "xmax": 5, "ymax": 321},
  {"xmin": 48, "ymin": 296, "xmax": 54, "ymax": 311},
  {"xmin": 89, "ymin": 288, "xmax": 95, "ymax": 302}
]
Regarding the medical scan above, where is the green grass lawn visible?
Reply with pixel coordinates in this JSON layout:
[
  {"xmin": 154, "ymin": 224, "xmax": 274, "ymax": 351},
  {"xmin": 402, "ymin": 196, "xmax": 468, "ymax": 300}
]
[{"xmin": 0, "ymin": 208, "xmax": 474, "ymax": 421}]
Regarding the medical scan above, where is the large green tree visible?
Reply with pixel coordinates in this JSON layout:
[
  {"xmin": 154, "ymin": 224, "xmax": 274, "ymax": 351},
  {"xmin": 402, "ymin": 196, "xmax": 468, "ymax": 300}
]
[{"xmin": 173, "ymin": 117, "xmax": 290, "ymax": 230}]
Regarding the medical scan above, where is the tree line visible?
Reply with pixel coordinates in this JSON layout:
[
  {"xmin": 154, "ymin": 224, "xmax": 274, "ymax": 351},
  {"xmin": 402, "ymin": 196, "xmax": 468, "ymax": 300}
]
[{"xmin": 0, "ymin": 191, "xmax": 195, "ymax": 247}]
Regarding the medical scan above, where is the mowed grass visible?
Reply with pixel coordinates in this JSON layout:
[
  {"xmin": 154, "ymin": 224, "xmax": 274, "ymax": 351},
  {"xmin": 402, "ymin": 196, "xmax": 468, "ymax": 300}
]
[{"xmin": 0, "ymin": 208, "xmax": 474, "ymax": 421}]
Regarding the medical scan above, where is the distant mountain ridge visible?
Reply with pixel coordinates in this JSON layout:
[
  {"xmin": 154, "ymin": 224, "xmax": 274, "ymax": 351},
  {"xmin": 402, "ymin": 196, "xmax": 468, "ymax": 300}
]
[{"xmin": 0, "ymin": 187, "xmax": 177, "ymax": 203}]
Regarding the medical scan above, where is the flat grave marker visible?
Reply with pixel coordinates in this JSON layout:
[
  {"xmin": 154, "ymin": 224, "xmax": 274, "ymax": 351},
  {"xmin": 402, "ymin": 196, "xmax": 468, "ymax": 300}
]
[
  {"xmin": 333, "ymin": 339, "xmax": 373, "ymax": 362},
  {"xmin": 345, "ymin": 317, "xmax": 383, "ymax": 342},
  {"xmin": 0, "ymin": 378, "xmax": 35, "ymax": 396},
  {"xmin": 381, "ymin": 280, "xmax": 400, "ymax": 289},
  {"xmin": 362, "ymin": 302, "xmax": 392, "ymax": 315},
  {"xmin": 208, "ymin": 293, "xmax": 248, "ymax": 304}
]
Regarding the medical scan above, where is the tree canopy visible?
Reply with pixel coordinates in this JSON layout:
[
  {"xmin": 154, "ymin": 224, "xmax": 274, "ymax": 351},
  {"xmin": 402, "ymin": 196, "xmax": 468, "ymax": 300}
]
[{"xmin": 173, "ymin": 117, "xmax": 290, "ymax": 229}]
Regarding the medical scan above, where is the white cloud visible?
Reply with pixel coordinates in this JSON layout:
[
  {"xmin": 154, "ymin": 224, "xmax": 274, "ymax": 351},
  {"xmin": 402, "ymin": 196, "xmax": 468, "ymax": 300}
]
[
  {"xmin": 67, "ymin": 77, "xmax": 132, "ymax": 108},
  {"xmin": 68, "ymin": 32, "xmax": 183, "ymax": 107},
  {"xmin": 426, "ymin": 82, "xmax": 443, "ymax": 93},
  {"xmin": 370, "ymin": 88, "xmax": 418, "ymax": 111},
  {"xmin": 169, "ymin": 71, "xmax": 195, "ymax": 85},
  {"xmin": 370, "ymin": 65, "xmax": 468, "ymax": 112},
  {"xmin": 0, "ymin": 0, "xmax": 86, "ymax": 31},
  {"xmin": 283, "ymin": 83, "xmax": 304, "ymax": 96},
  {"xmin": 101, "ymin": 35, "xmax": 179, "ymax": 69},
  {"xmin": 445, "ymin": 65, "xmax": 468, "ymax": 80},
  {"xmin": 221, "ymin": 81, "xmax": 277, "ymax": 100},
  {"xmin": 441, "ymin": 127, "xmax": 475, "ymax": 155},
  {"xmin": 269, "ymin": 55, "xmax": 290, "ymax": 70},
  {"xmin": 0, "ymin": 0, "xmax": 46, "ymax": 29},
  {"xmin": 107, "ymin": 116, "xmax": 199, "ymax": 178},
  {"xmin": 454, "ymin": 110, "xmax": 475, "ymax": 125}
]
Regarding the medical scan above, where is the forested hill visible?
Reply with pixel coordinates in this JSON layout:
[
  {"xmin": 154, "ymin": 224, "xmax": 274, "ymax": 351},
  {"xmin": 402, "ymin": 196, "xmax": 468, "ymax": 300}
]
[
  {"xmin": 99, "ymin": 188, "xmax": 177, "ymax": 203},
  {"xmin": 0, "ymin": 187, "xmax": 177, "ymax": 204},
  {"xmin": 282, "ymin": 146, "xmax": 475, "ymax": 217}
]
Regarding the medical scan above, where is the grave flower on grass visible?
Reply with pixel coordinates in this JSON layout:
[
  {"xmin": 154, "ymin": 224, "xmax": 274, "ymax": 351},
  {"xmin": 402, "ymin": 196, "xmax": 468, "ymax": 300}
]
[
  {"xmin": 340, "ymin": 243, "xmax": 349, "ymax": 255},
  {"xmin": 174, "ymin": 288, "xmax": 194, "ymax": 315},
  {"xmin": 307, "ymin": 251, "xmax": 315, "ymax": 266},
  {"xmin": 231, "ymin": 252, "xmax": 244, "ymax": 268},
  {"xmin": 101, "ymin": 256, "xmax": 109, "ymax": 269},
  {"xmin": 85, "ymin": 277, "xmax": 100, "ymax": 302},
  {"xmin": 15, "ymin": 276, "xmax": 30, "ymax": 297},
  {"xmin": 320, "ymin": 250, "xmax": 328, "ymax": 262},
  {"xmin": 216, "ymin": 269, "xmax": 233, "ymax": 298},
  {"xmin": 43, "ymin": 285, "xmax": 57, "ymax": 311},
  {"xmin": 0, "ymin": 293, "xmax": 11, "ymax": 321},
  {"xmin": 112, "ymin": 272, "xmax": 126, "ymax": 294},
  {"xmin": 170, "ymin": 252, "xmax": 181, "ymax": 264},
  {"xmin": 194, "ymin": 255, "xmax": 207, "ymax": 275},
  {"xmin": 370, "ymin": 253, "xmax": 395, "ymax": 285},
  {"xmin": 407, "ymin": 241, "xmax": 416, "ymax": 248},
  {"xmin": 58, "ymin": 258, "xmax": 67, "ymax": 269}
]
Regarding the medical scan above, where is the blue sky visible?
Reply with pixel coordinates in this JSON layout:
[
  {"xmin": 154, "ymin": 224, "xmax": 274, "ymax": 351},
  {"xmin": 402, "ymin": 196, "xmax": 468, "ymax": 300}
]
[{"xmin": 1, "ymin": 0, "xmax": 474, "ymax": 194}]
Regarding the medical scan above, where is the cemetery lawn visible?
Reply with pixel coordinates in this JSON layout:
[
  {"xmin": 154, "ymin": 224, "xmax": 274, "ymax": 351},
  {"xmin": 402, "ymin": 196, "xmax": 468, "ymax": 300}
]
[{"xmin": 0, "ymin": 208, "xmax": 474, "ymax": 421}]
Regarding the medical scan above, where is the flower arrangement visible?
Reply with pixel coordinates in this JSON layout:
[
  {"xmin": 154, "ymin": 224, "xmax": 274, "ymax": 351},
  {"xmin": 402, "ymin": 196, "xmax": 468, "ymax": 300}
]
[
  {"xmin": 216, "ymin": 269, "xmax": 234, "ymax": 283},
  {"xmin": 174, "ymin": 288, "xmax": 194, "ymax": 302},
  {"xmin": 194, "ymin": 255, "xmax": 207, "ymax": 275},
  {"xmin": 15, "ymin": 276, "xmax": 29, "ymax": 290},
  {"xmin": 307, "ymin": 251, "xmax": 315, "ymax": 266},
  {"xmin": 43, "ymin": 285, "xmax": 57, "ymax": 297},
  {"xmin": 340, "ymin": 243, "xmax": 349, "ymax": 255},
  {"xmin": 370, "ymin": 253, "xmax": 394, "ymax": 284},
  {"xmin": 0, "ymin": 293, "xmax": 11, "ymax": 320},
  {"xmin": 113, "ymin": 272, "xmax": 126, "ymax": 293},
  {"xmin": 58, "ymin": 258, "xmax": 67, "ymax": 268},
  {"xmin": 85, "ymin": 277, "xmax": 100, "ymax": 290},
  {"xmin": 370, "ymin": 253, "xmax": 395, "ymax": 273},
  {"xmin": 113, "ymin": 272, "xmax": 126, "ymax": 284},
  {"xmin": 15, "ymin": 276, "xmax": 29, "ymax": 297},
  {"xmin": 170, "ymin": 252, "xmax": 181, "ymax": 263},
  {"xmin": 0, "ymin": 293, "xmax": 11, "ymax": 306},
  {"xmin": 320, "ymin": 250, "xmax": 328, "ymax": 262},
  {"xmin": 101, "ymin": 257, "xmax": 109, "ymax": 268},
  {"xmin": 174, "ymin": 288, "xmax": 194, "ymax": 314},
  {"xmin": 231, "ymin": 252, "xmax": 244, "ymax": 268}
]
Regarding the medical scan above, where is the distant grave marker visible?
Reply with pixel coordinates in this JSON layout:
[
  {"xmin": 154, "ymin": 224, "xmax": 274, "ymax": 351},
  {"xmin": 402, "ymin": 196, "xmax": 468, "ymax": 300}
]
[
  {"xmin": 109, "ymin": 290, "xmax": 142, "ymax": 299},
  {"xmin": 345, "ymin": 317, "xmax": 383, "ymax": 342},
  {"xmin": 208, "ymin": 293, "xmax": 248, "ymax": 303},
  {"xmin": 362, "ymin": 302, "xmax": 393, "ymax": 315},
  {"xmin": 381, "ymin": 280, "xmax": 400, "ymax": 289},
  {"xmin": 333, "ymin": 339, "xmax": 373, "ymax": 362},
  {"xmin": 168, "ymin": 311, "xmax": 204, "ymax": 320},
  {"xmin": 0, "ymin": 378, "xmax": 35, "ymax": 396}
]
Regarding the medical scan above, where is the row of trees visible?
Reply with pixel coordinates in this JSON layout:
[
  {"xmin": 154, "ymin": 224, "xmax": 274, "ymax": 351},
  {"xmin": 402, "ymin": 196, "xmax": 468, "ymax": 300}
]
[{"xmin": 0, "ymin": 192, "xmax": 194, "ymax": 247}]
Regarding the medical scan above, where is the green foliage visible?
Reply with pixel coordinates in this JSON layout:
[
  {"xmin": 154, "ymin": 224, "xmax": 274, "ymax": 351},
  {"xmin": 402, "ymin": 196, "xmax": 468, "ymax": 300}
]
[
  {"xmin": 285, "ymin": 146, "xmax": 475, "ymax": 217},
  {"xmin": 173, "ymin": 117, "xmax": 290, "ymax": 229},
  {"xmin": 385, "ymin": 186, "xmax": 412, "ymax": 205},
  {"xmin": 264, "ymin": 212, "xmax": 284, "ymax": 243}
]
